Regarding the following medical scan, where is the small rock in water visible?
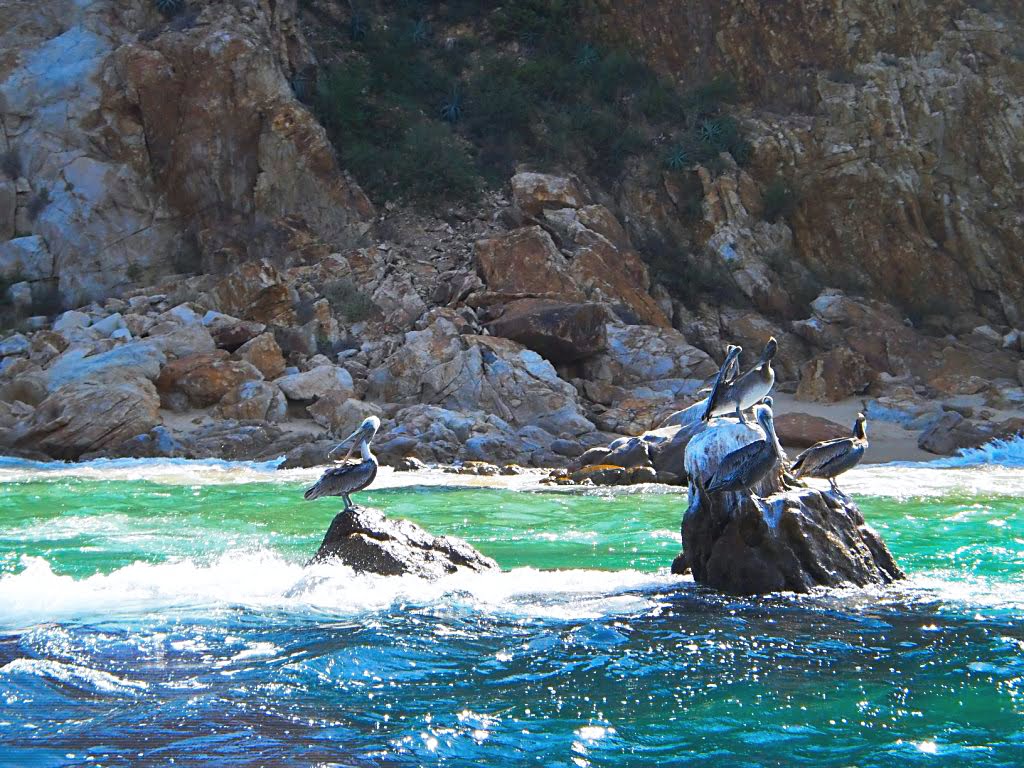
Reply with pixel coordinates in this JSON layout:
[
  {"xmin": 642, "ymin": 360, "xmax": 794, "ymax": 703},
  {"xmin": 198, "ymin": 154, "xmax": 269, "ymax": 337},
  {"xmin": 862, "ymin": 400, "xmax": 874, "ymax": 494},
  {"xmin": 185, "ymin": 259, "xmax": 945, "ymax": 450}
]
[
  {"xmin": 393, "ymin": 456, "xmax": 427, "ymax": 472},
  {"xmin": 309, "ymin": 506, "xmax": 498, "ymax": 578}
]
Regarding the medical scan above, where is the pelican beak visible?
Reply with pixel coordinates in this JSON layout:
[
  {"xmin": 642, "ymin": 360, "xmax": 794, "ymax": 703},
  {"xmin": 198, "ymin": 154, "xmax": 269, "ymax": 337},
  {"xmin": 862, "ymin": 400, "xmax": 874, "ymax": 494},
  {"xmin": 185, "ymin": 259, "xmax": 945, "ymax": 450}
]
[
  {"xmin": 327, "ymin": 424, "xmax": 367, "ymax": 461},
  {"xmin": 761, "ymin": 337, "xmax": 778, "ymax": 361}
]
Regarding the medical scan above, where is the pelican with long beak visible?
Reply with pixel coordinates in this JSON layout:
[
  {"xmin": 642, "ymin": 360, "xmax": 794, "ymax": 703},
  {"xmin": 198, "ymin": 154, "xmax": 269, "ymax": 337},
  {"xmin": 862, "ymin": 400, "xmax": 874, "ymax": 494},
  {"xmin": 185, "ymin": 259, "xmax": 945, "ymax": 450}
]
[
  {"xmin": 304, "ymin": 416, "xmax": 381, "ymax": 510},
  {"xmin": 702, "ymin": 337, "xmax": 778, "ymax": 424},
  {"xmin": 702, "ymin": 403, "xmax": 783, "ymax": 496},
  {"xmin": 791, "ymin": 413, "xmax": 868, "ymax": 493}
]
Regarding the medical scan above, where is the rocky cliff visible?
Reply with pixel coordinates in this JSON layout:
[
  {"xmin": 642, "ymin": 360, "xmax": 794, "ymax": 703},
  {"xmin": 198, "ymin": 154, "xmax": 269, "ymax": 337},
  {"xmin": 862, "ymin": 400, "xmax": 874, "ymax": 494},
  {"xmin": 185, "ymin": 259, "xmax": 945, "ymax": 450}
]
[{"xmin": 0, "ymin": 0, "xmax": 1020, "ymax": 466}]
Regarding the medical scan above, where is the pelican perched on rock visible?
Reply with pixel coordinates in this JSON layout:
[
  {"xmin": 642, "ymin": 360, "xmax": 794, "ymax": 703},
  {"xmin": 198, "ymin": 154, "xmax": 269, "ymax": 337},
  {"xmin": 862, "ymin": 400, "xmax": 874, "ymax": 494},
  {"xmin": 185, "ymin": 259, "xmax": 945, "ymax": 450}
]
[
  {"xmin": 304, "ymin": 416, "xmax": 380, "ymax": 510},
  {"xmin": 791, "ymin": 413, "xmax": 868, "ymax": 493},
  {"xmin": 702, "ymin": 338, "xmax": 778, "ymax": 424},
  {"xmin": 701, "ymin": 345, "xmax": 742, "ymax": 421},
  {"xmin": 701, "ymin": 403, "xmax": 783, "ymax": 498}
]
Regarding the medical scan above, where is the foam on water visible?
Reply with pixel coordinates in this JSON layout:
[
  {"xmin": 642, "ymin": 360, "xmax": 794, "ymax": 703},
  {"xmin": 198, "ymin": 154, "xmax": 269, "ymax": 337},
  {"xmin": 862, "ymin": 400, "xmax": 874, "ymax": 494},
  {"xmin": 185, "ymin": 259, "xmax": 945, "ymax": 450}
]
[{"xmin": 0, "ymin": 551, "xmax": 685, "ymax": 631}]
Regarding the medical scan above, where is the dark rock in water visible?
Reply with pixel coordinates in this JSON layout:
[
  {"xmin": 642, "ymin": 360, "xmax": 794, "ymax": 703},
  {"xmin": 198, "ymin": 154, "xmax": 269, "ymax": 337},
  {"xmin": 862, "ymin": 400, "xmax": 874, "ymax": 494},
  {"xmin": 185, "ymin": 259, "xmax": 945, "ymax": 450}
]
[
  {"xmin": 309, "ymin": 506, "xmax": 499, "ymax": 579},
  {"xmin": 393, "ymin": 456, "xmax": 427, "ymax": 472},
  {"xmin": 674, "ymin": 417, "xmax": 903, "ymax": 595}
]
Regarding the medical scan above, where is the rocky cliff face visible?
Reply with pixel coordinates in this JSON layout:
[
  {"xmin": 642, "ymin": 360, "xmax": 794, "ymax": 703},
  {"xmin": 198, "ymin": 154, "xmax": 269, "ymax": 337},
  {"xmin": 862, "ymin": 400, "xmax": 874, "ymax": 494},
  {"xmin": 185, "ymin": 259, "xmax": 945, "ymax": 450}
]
[
  {"xmin": 0, "ymin": 0, "xmax": 1020, "ymax": 466},
  {"xmin": 591, "ymin": 0, "xmax": 1024, "ymax": 325}
]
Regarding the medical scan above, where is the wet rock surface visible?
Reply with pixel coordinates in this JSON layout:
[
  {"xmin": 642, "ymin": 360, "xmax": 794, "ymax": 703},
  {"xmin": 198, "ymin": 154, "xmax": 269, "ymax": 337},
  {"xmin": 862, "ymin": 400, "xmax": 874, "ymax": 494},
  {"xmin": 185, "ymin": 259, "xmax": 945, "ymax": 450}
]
[
  {"xmin": 309, "ymin": 505, "xmax": 499, "ymax": 579},
  {"xmin": 673, "ymin": 418, "xmax": 904, "ymax": 595}
]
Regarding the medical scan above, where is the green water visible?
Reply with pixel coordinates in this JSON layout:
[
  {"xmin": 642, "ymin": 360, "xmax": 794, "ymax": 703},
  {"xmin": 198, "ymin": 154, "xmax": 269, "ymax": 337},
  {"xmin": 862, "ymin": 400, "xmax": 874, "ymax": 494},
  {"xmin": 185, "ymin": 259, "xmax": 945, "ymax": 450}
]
[{"xmin": 0, "ymin": 466, "xmax": 1023, "ymax": 766}]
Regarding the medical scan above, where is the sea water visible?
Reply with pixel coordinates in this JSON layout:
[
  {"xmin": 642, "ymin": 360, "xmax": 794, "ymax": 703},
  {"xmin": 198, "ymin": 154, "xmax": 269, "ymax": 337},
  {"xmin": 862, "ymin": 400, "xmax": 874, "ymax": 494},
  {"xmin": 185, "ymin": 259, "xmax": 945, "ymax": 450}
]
[{"xmin": 1, "ymin": 442, "xmax": 1023, "ymax": 766}]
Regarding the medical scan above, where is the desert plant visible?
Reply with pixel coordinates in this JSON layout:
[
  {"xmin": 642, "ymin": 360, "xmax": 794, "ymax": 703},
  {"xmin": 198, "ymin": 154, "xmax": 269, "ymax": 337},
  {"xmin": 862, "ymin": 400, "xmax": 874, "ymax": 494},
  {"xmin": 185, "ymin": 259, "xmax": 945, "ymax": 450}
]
[
  {"xmin": 349, "ymin": 7, "xmax": 370, "ymax": 40},
  {"xmin": 323, "ymin": 278, "xmax": 376, "ymax": 322},
  {"xmin": 26, "ymin": 187, "xmax": 51, "ymax": 221},
  {"xmin": 0, "ymin": 149, "xmax": 22, "ymax": 180},
  {"xmin": 440, "ymin": 84, "xmax": 463, "ymax": 122},
  {"xmin": 126, "ymin": 263, "xmax": 145, "ymax": 282},
  {"xmin": 411, "ymin": 18, "xmax": 431, "ymax": 45},
  {"xmin": 574, "ymin": 43, "xmax": 599, "ymax": 68},
  {"xmin": 664, "ymin": 143, "xmax": 690, "ymax": 171},
  {"xmin": 154, "ymin": 0, "xmax": 185, "ymax": 16}
]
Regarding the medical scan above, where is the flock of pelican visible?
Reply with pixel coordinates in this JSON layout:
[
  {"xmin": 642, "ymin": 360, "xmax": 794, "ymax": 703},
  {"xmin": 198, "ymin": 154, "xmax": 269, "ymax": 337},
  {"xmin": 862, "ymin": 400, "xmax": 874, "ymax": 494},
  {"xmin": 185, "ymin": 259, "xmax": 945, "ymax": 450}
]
[{"xmin": 303, "ymin": 339, "xmax": 869, "ymax": 509}]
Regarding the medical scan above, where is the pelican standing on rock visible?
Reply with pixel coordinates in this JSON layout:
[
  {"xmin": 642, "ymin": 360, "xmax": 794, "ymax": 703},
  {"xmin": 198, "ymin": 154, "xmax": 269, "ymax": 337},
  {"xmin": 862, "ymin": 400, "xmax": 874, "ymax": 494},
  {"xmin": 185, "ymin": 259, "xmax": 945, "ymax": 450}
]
[
  {"xmin": 791, "ymin": 413, "xmax": 868, "ymax": 493},
  {"xmin": 304, "ymin": 416, "xmax": 381, "ymax": 511},
  {"xmin": 700, "ymin": 402, "xmax": 784, "ymax": 497},
  {"xmin": 702, "ymin": 338, "xmax": 778, "ymax": 424}
]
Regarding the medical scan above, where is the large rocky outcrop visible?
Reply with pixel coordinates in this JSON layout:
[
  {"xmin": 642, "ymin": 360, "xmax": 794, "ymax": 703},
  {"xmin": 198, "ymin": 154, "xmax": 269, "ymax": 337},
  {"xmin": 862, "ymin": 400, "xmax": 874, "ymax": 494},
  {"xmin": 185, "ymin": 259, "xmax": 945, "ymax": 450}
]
[
  {"xmin": 309, "ymin": 505, "xmax": 499, "ymax": 578},
  {"xmin": 0, "ymin": 0, "xmax": 372, "ymax": 304},
  {"xmin": 592, "ymin": 0, "xmax": 1024, "ymax": 326},
  {"xmin": 672, "ymin": 418, "xmax": 904, "ymax": 594}
]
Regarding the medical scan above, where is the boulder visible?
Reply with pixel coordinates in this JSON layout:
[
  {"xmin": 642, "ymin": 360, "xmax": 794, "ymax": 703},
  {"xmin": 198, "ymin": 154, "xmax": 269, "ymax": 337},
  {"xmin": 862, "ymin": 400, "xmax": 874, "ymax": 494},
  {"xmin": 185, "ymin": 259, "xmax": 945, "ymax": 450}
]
[
  {"xmin": 674, "ymin": 417, "xmax": 903, "ymax": 594},
  {"xmin": 0, "ymin": 235, "xmax": 52, "ymax": 282},
  {"xmin": 917, "ymin": 412, "xmax": 988, "ymax": 456},
  {"xmin": 233, "ymin": 332, "xmax": 285, "ymax": 380},
  {"xmin": 210, "ymin": 262, "xmax": 298, "ymax": 326},
  {"xmin": 510, "ymin": 172, "xmax": 585, "ymax": 215},
  {"xmin": 15, "ymin": 377, "xmax": 161, "ymax": 460},
  {"xmin": 796, "ymin": 348, "xmax": 876, "ymax": 403},
  {"xmin": 205, "ymin": 313, "xmax": 267, "ymax": 351},
  {"xmin": 366, "ymin": 316, "xmax": 594, "ymax": 438},
  {"xmin": 276, "ymin": 365, "xmax": 354, "ymax": 401},
  {"xmin": 583, "ymin": 323, "xmax": 718, "ymax": 386},
  {"xmin": 53, "ymin": 310, "xmax": 91, "ymax": 334},
  {"xmin": 486, "ymin": 300, "xmax": 610, "ymax": 364},
  {"xmin": 46, "ymin": 343, "xmax": 166, "ymax": 391},
  {"xmin": 474, "ymin": 226, "xmax": 584, "ymax": 299},
  {"xmin": 0, "ymin": 334, "xmax": 31, "ymax": 358},
  {"xmin": 773, "ymin": 412, "xmax": 850, "ymax": 449},
  {"xmin": 308, "ymin": 394, "xmax": 383, "ymax": 436},
  {"xmin": 172, "ymin": 359, "xmax": 264, "ymax": 408},
  {"xmin": 308, "ymin": 506, "xmax": 499, "ymax": 578},
  {"xmin": 217, "ymin": 380, "xmax": 287, "ymax": 422},
  {"xmin": 144, "ymin": 323, "xmax": 217, "ymax": 360}
]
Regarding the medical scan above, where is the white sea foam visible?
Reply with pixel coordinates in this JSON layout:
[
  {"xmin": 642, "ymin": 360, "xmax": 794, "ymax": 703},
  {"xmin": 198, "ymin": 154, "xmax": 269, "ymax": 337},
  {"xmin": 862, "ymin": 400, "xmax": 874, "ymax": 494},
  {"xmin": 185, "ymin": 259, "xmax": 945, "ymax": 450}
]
[
  {"xmin": 0, "ymin": 552, "xmax": 686, "ymax": 631},
  {"xmin": 1, "ymin": 657, "xmax": 148, "ymax": 693}
]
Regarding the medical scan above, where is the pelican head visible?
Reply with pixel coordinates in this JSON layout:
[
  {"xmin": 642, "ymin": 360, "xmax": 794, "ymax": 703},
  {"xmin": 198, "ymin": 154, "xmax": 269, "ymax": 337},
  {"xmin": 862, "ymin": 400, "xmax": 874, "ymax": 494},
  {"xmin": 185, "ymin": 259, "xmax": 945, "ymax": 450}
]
[
  {"xmin": 328, "ymin": 415, "xmax": 381, "ymax": 461},
  {"xmin": 762, "ymin": 395, "xmax": 774, "ymax": 409},
  {"xmin": 854, "ymin": 412, "xmax": 867, "ymax": 440},
  {"xmin": 760, "ymin": 337, "xmax": 778, "ymax": 362}
]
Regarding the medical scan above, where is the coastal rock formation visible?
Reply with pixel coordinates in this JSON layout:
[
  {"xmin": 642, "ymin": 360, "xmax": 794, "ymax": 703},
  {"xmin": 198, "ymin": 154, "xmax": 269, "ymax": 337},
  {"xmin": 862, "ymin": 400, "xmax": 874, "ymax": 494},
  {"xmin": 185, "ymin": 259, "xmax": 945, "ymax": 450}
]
[
  {"xmin": 672, "ymin": 418, "xmax": 903, "ymax": 594},
  {"xmin": 309, "ymin": 505, "xmax": 498, "ymax": 579}
]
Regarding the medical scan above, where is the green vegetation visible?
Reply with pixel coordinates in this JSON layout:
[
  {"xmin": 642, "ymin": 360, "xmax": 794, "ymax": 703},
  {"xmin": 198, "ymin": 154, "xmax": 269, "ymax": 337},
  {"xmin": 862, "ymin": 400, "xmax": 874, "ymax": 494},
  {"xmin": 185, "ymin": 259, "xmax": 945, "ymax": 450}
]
[
  {"xmin": 323, "ymin": 278, "xmax": 376, "ymax": 323},
  {"xmin": 153, "ymin": 0, "xmax": 185, "ymax": 16},
  {"xmin": 310, "ymin": 0, "xmax": 749, "ymax": 206}
]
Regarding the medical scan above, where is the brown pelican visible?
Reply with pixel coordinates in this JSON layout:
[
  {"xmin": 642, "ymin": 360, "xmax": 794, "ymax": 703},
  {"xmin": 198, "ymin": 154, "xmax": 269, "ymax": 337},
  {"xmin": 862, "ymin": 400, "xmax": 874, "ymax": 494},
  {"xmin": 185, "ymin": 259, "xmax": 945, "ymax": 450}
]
[
  {"xmin": 702, "ymin": 338, "xmax": 777, "ymax": 424},
  {"xmin": 791, "ymin": 412, "xmax": 868, "ymax": 493},
  {"xmin": 702, "ymin": 403, "xmax": 783, "ymax": 496},
  {"xmin": 701, "ymin": 345, "xmax": 743, "ymax": 421},
  {"xmin": 304, "ymin": 416, "xmax": 381, "ymax": 510}
]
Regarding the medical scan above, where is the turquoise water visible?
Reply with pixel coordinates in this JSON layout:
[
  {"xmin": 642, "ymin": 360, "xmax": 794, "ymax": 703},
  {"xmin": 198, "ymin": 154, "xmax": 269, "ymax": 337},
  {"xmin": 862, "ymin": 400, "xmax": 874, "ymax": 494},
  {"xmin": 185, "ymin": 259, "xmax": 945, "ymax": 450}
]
[{"xmin": 0, "ymin": 459, "xmax": 1023, "ymax": 766}]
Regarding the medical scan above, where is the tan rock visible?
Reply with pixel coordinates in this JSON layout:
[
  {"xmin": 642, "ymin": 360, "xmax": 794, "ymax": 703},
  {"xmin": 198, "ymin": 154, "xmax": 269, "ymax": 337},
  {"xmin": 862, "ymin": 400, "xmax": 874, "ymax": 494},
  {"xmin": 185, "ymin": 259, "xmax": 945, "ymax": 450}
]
[
  {"xmin": 486, "ymin": 300, "xmax": 611, "ymax": 364},
  {"xmin": 474, "ymin": 226, "xmax": 583, "ymax": 299},
  {"xmin": 796, "ymin": 348, "xmax": 876, "ymax": 403},
  {"xmin": 210, "ymin": 262, "xmax": 298, "ymax": 326},
  {"xmin": 175, "ymin": 360, "xmax": 263, "ymax": 409},
  {"xmin": 511, "ymin": 172, "xmax": 585, "ymax": 216},
  {"xmin": 275, "ymin": 365, "xmax": 354, "ymax": 401},
  {"xmin": 15, "ymin": 378, "xmax": 161, "ymax": 460},
  {"xmin": 308, "ymin": 394, "xmax": 383, "ymax": 436},
  {"xmin": 774, "ymin": 413, "xmax": 850, "ymax": 449},
  {"xmin": 233, "ymin": 332, "xmax": 285, "ymax": 380},
  {"xmin": 217, "ymin": 381, "xmax": 287, "ymax": 423}
]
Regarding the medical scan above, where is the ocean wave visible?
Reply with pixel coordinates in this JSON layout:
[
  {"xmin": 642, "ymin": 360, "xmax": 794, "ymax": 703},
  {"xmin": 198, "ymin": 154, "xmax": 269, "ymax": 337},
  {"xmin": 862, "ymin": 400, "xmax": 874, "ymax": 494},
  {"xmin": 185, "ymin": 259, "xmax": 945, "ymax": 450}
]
[
  {"xmin": 922, "ymin": 434, "xmax": 1024, "ymax": 469},
  {"xmin": 0, "ymin": 552, "xmax": 686, "ymax": 631}
]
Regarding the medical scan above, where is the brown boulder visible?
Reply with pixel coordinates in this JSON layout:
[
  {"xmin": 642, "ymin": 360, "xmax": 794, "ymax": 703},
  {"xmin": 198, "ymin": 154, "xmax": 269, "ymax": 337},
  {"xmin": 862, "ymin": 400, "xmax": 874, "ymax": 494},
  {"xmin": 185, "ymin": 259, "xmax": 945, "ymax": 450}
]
[
  {"xmin": 796, "ymin": 348, "xmax": 875, "ymax": 403},
  {"xmin": 211, "ymin": 319, "xmax": 267, "ymax": 351},
  {"xmin": 474, "ymin": 226, "xmax": 584, "ymax": 299},
  {"xmin": 158, "ymin": 352, "xmax": 263, "ymax": 408},
  {"xmin": 233, "ymin": 332, "xmax": 285, "ymax": 380},
  {"xmin": 487, "ymin": 300, "xmax": 611, "ymax": 364},
  {"xmin": 774, "ymin": 412, "xmax": 850, "ymax": 449},
  {"xmin": 210, "ymin": 262, "xmax": 298, "ymax": 326},
  {"xmin": 16, "ymin": 378, "xmax": 161, "ymax": 460},
  {"xmin": 511, "ymin": 172, "xmax": 585, "ymax": 216},
  {"xmin": 307, "ymin": 394, "xmax": 383, "ymax": 436},
  {"xmin": 917, "ymin": 412, "xmax": 986, "ymax": 456},
  {"xmin": 217, "ymin": 381, "xmax": 287, "ymax": 422}
]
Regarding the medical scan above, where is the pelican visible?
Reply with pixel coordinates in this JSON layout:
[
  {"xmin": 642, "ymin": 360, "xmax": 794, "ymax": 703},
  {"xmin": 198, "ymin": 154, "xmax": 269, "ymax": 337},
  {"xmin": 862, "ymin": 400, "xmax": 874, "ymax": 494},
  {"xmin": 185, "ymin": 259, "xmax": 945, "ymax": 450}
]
[
  {"xmin": 702, "ymin": 403, "xmax": 783, "ymax": 496},
  {"xmin": 701, "ymin": 344, "xmax": 743, "ymax": 421},
  {"xmin": 304, "ymin": 416, "xmax": 381, "ymax": 510},
  {"xmin": 791, "ymin": 412, "xmax": 868, "ymax": 493},
  {"xmin": 702, "ymin": 338, "xmax": 777, "ymax": 424}
]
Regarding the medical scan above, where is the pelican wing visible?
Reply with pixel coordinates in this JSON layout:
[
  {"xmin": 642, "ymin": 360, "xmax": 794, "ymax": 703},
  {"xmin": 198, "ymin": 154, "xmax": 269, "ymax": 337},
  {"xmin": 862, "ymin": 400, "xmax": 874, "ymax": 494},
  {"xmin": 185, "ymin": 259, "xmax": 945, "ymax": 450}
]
[
  {"xmin": 304, "ymin": 460, "xmax": 378, "ymax": 500},
  {"xmin": 706, "ymin": 438, "xmax": 768, "ymax": 493},
  {"xmin": 792, "ymin": 438, "xmax": 856, "ymax": 478},
  {"xmin": 702, "ymin": 348, "xmax": 741, "ymax": 422}
]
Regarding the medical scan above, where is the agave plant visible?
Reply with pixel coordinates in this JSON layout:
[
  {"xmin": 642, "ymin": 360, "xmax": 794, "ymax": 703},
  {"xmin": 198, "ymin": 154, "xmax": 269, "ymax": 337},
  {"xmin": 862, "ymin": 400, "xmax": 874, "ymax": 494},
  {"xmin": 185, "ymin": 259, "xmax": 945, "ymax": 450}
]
[
  {"xmin": 440, "ymin": 85, "xmax": 463, "ymax": 123},
  {"xmin": 411, "ymin": 18, "xmax": 430, "ymax": 45},
  {"xmin": 350, "ymin": 8, "xmax": 369, "ymax": 41},
  {"xmin": 575, "ymin": 44, "xmax": 599, "ymax": 68},
  {"xmin": 698, "ymin": 119, "xmax": 723, "ymax": 146},
  {"xmin": 664, "ymin": 143, "xmax": 689, "ymax": 171},
  {"xmin": 154, "ymin": 0, "xmax": 185, "ymax": 16},
  {"xmin": 729, "ymin": 139, "xmax": 753, "ymax": 166}
]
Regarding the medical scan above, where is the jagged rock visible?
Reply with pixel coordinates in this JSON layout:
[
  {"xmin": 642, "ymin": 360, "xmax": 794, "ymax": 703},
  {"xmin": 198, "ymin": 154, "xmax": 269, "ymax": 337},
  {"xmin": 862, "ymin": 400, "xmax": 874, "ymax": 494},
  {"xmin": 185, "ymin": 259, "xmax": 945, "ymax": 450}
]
[
  {"xmin": 510, "ymin": 172, "xmax": 585, "ymax": 215},
  {"xmin": 233, "ymin": 332, "xmax": 285, "ymax": 380},
  {"xmin": 15, "ymin": 377, "xmax": 161, "ymax": 461},
  {"xmin": 583, "ymin": 323, "xmax": 717, "ymax": 386},
  {"xmin": 0, "ymin": 235, "xmax": 52, "ymax": 284},
  {"xmin": 0, "ymin": 334, "xmax": 31, "ymax": 357},
  {"xmin": 773, "ymin": 412, "xmax": 849, "ymax": 449},
  {"xmin": 217, "ymin": 380, "xmax": 287, "ymax": 422},
  {"xmin": 309, "ymin": 506, "xmax": 498, "ymax": 578},
  {"xmin": 367, "ymin": 316, "xmax": 594, "ymax": 438},
  {"xmin": 673, "ymin": 418, "xmax": 903, "ymax": 594},
  {"xmin": 570, "ymin": 464, "xmax": 658, "ymax": 486},
  {"xmin": 46, "ymin": 343, "xmax": 166, "ymax": 391},
  {"xmin": 308, "ymin": 394, "xmax": 383, "ymax": 436},
  {"xmin": 206, "ymin": 314, "xmax": 267, "ymax": 351},
  {"xmin": 487, "ymin": 299, "xmax": 611, "ymax": 364},
  {"xmin": 796, "ymin": 348, "xmax": 876, "ymax": 403},
  {"xmin": 394, "ymin": 456, "xmax": 427, "ymax": 472},
  {"xmin": 475, "ymin": 226, "xmax": 584, "ymax": 299},
  {"xmin": 276, "ymin": 364, "xmax": 354, "ymax": 401},
  {"xmin": 917, "ymin": 412, "xmax": 987, "ymax": 456},
  {"xmin": 90, "ymin": 313, "xmax": 125, "ymax": 338},
  {"xmin": 144, "ymin": 323, "xmax": 217, "ymax": 360},
  {"xmin": 53, "ymin": 310, "xmax": 91, "ymax": 334},
  {"xmin": 0, "ymin": 178, "xmax": 14, "ymax": 241},
  {"xmin": 169, "ymin": 358, "xmax": 263, "ymax": 409},
  {"xmin": 209, "ymin": 262, "xmax": 298, "ymax": 326}
]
